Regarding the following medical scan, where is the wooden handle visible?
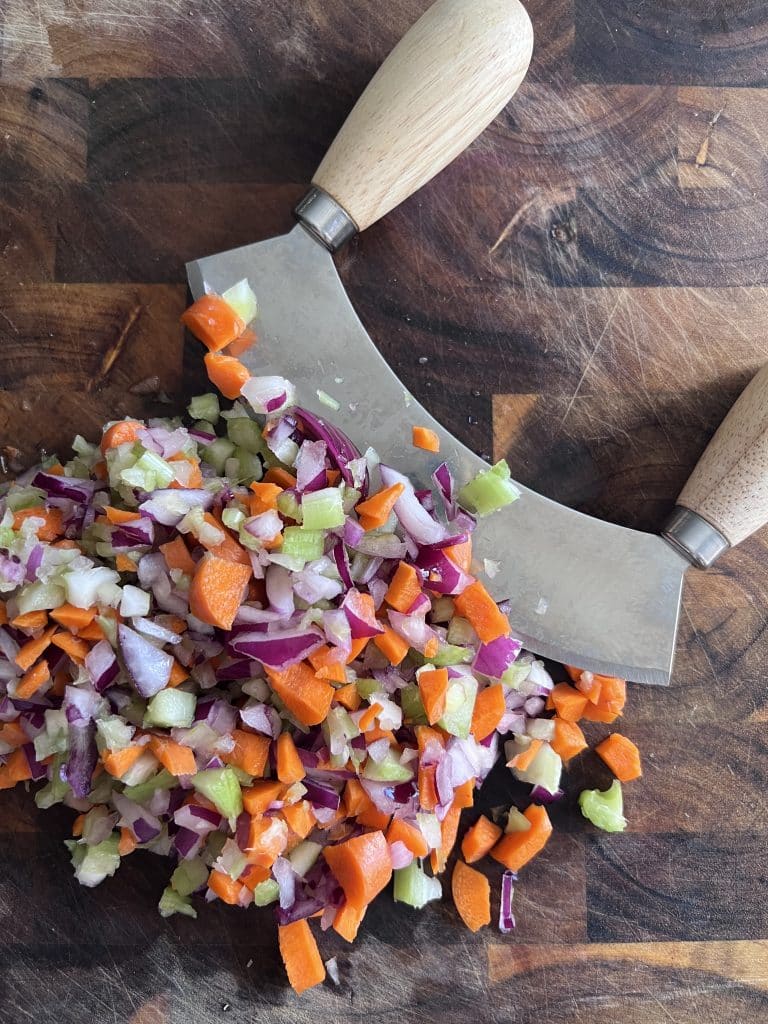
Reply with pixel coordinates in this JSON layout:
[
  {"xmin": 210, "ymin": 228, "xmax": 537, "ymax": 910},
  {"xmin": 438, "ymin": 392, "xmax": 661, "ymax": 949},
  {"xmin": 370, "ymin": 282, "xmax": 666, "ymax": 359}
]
[
  {"xmin": 312, "ymin": 0, "xmax": 533, "ymax": 232},
  {"xmin": 678, "ymin": 364, "xmax": 768, "ymax": 547}
]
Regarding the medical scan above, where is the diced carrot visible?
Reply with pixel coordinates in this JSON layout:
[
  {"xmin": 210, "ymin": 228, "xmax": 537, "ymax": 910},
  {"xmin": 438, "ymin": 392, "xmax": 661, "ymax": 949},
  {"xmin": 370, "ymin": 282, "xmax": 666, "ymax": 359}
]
[
  {"xmin": 424, "ymin": 636, "xmax": 439, "ymax": 659},
  {"xmin": 358, "ymin": 702, "xmax": 382, "ymax": 734},
  {"xmin": 453, "ymin": 581, "xmax": 509, "ymax": 643},
  {"xmin": 363, "ymin": 725, "xmax": 396, "ymax": 745},
  {"xmin": 51, "ymin": 632, "xmax": 90, "ymax": 664},
  {"xmin": 550, "ymin": 718, "xmax": 588, "ymax": 762},
  {"xmin": 445, "ymin": 539, "xmax": 472, "ymax": 574},
  {"xmin": 208, "ymin": 869, "xmax": 245, "ymax": 905},
  {"xmin": 491, "ymin": 804, "xmax": 552, "ymax": 872},
  {"xmin": 323, "ymin": 830, "xmax": 392, "ymax": 908},
  {"xmin": 418, "ymin": 667, "xmax": 448, "ymax": 726},
  {"xmin": 265, "ymin": 664, "xmax": 334, "ymax": 727},
  {"xmin": 240, "ymin": 863, "xmax": 271, "ymax": 892},
  {"xmin": 263, "ymin": 467, "xmax": 297, "ymax": 489},
  {"xmin": 181, "ymin": 294, "xmax": 246, "ymax": 353},
  {"xmin": 595, "ymin": 733, "xmax": 642, "ymax": 782},
  {"xmin": 149, "ymin": 736, "xmax": 197, "ymax": 777},
  {"xmin": 72, "ymin": 813, "xmax": 86, "ymax": 837},
  {"xmin": 50, "ymin": 604, "xmax": 97, "ymax": 632},
  {"xmin": 14, "ymin": 625, "xmax": 57, "ymax": 672},
  {"xmin": 0, "ymin": 721, "xmax": 29, "ymax": 749},
  {"xmin": 226, "ymin": 326, "xmax": 257, "ymax": 358},
  {"xmin": 461, "ymin": 815, "xmax": 502, "ymax": 864},
  {"xmin": 453, "ymin": 777, "xmax": 476, "ymax": 809},
  {"xmin": 101, "ymin": 419, "xmax": 143, "ymax": 454},
  {"xmin": 246, "ymin": 816, "xmax": 288, "ymax": 867},
  {"xmin": 168, "ymin": 660, "xmax": 189, "ymax": 687},
  {"xmin": 160, "ymin": 536, "xmax": 196, "ymax": 575},
  {"xmin": 373, "ymin": 626, "xmax": 409, "ymax": 666},
  {"xmin": 249, "ymin": 480, "xmax": 283, "ymax": 514},
  {"xmin": 384, "ymin": 561, "xmax": 422, "ymax": 615},
  {"xmin": 326, "ymin": 469, "xmax": 341, "ymax": 486},
  {"xmin": 355, "ymin": 804, "xmax": 391, "ymax": 831},
  {"xmin": 344, "ymin": 637, "xmax": 369, "ymax": 665},
  {"xmin": 222, "ymin": 729, "xmax": 270, "ymax": 777},
  {"xmin": 204, "ymin": 351, "xmax": 250, "ymax": 399},
  {"xmin": 387, "ymin": 817, "xmax": 429, "ymax": 859},
  {"xmin": 594, "ymin": 675, "xmax": 627, "ymax": 714},
  {"xmin": 419, "ymin": 764, "xmax": 438, "ymax": 811},
  {"xmin": 278, "ymin": 919, "xmax": 326, "ymax": 994},
  {"xmin": 77, "ymin": 621, "xmax": 105, "ymax": 642},
  {"xmin": 201, "ymin": 513, "xmax": 251, "ymax": 566},
  {"xmin": 412, "ymin": 426, "xmax": 440, "ymax": 453},
  {"xmin": 6, "ymin": 748, "xmax": 32, "ymax": 784},
  {"xmin": 104, "ymin": 506, "xmax": 142, "ymax": 524},
  {"xmin": 118, "ymin": 827, "xmax": 137, "ymax": 856},
  {"xmin": 430, "ymin": 804, "xmax": 462, "ymax": 875},
  {"xmin": 355, "ymin": 483, "xmax": 405, "ymax": 530},
  {"xmin": 281, "ymin": 799, "xmax": 316, "ymax": 840},
  {"xmin": 334, "ymin": 683, "xmax": 361, "ymax": 711},
  {"xmin": 10, "ymin": 610, "xmax": 48, "ymax": 631},
  {"xmin": 12, "ymin": 506, "xmax": 64, "ymax": 541},
  {"xmin": 565, "ymin": 666, "xmax": 603, "ymax": 704},
  {"xmin": 470, "ymin": 683, "xmax": 506, "ymax": 740},
  {"xmin": 415, "ymin": 725, "xmax": 446, "ymax": 757},
  {"xmin": 508, "ymin": 738, "xmax": 542, "ymax": 773},
  {"xmin": 189, "ymin": 554, "xmax": 252, "ymax": 630},
  {"xmin": 547, "ymin": 682, "xmax": 588, "ymax": 722},
  {"xmin": 276, "ymin": 732, "xmax": 306, "ymax": 785},
  {"xmin": 101, "ymin": 745, "xmax": 145, "ymax": 779},
  {"xmin": 168, "ymin": 453, "xmax": 203, "ymax": 489},
  {"xmin": 115, "ymin": 554, "xmax": 137, "ymax": 573},
  {"xmin": 14, "ymin": 660, "xmax": 51, "ymax": 700},
  {"xmin": 308, "ymin": 644, "xmax": 347, "ymax": 684},
  {"xmin": 242, "ymin": 779, "xmax": 285, "ymax": 816},
  {"xmin": 0, "ymin": 601, "xmax": 7, "ymax": 626},
  {"xmin": 452, "ymin": 860, "xmax": 491, "ymax": 932},
  {"xmin": 333, "ymin": 900, "xmax": 366, "ymax": 943},
  {"xmin": 582, "ymin": 703, "xmax": 621, "ymax": 724}
]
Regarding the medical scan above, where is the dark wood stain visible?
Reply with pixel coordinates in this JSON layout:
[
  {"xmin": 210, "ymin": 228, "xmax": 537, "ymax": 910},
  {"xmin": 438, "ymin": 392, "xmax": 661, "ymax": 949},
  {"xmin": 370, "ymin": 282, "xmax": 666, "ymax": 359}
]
[{"xmin": 2, "ymin": 0, "xmax": 768, "ymax": 1020}]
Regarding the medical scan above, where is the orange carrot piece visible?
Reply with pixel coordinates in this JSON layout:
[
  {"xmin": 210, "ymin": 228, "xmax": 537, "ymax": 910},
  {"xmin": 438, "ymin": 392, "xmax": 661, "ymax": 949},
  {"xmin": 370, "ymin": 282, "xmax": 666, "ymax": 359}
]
[
  {"xmin": 71, "ymin": 813, "xmax": 86, "ymax": 837},
  {"xmin": 387, "ymin": 817, "xmax": 429, "ymax": 859},
  {"xmin": 160, "ymin": 536, "xmax": 197, "ymax": 575},
  {"xmin": 204, "ymin": 351, "xmax": 250, "ymax": 399},
  {"xmin": 181, "ymin": 294, "xmax": 246, "ymax": 353},
  {"xmin": 334, "ymin": 683, "xmax": 361, "ymax": 711},
  {"xmin": 265, "ymin": 664, "xmax": 334, "ymax": 727},
  {"xmin": 461, "ymin": 815, "xmax": 502, "ymax": 864},
  {"xmin": 418, "ymin": 764, "xmax": 438, "ymax": 811},
  {"xmin": 453, "ymin": 581, "xmax": 509, "ymax": 643},
  {"xmin": 565, "ymin": 666, "xmax": 603, "ymax": 704},
  {"xmin": 240, "ymin": 863, "xmax": 271, "ymax": 891},
  {"xmin": 412, "ymin": 426, "xmax": 440, "ymax": 453},
  {"xmin": 104, "ymin": 506, "xmax": 142, "ymax": 524},
  {"xmin": 189, "ymin": 554, "xmax": 252, "ymax": 630},
  {"xmin": 119, "ymin": 828, "xmax": 137, "ymax": 856},
  {"xmin": 100, "ymin": 419, "xmax": 143, "ymax": 454},
  {"xmin": 14, "ymin": 626, "xmax": 57, "ymax": 672},
  {"xmin": 249, "ymin": 480, "xmax": 283, "ymax": 513},
  {"xmin": 10, "ymin": 610, "xmax": 48, "ymax": 631},
  {"xmin": 418, "ymin": 667, "xmax": 448, "ymax": 725},
  {"xmin": 594, "ymin": 675, "xmax": 627, "ymax": 713},
  {"xmin": 385, "ymin": 561, "xmax": 422, "ymax": 613},
  {"xmin": 50, "ymin": 604, "xmax": 96, "ymax": 632},
  {"xmin": 509, "ymin": 738, "xmax": 542, "ymax": 773},
  {"xmin": 246, "ymin": 816, "xmax": 288, "ymax": 867},
  {"xmin": 101, "ymin": 745, "xmax": 145, "ymax": 779},
  {"xmin": 430, "ymin": 804, "xmax": 462, "ymax": 875},
  {"xmin": 77, "ymin": 621, "xmax": 105, "ymax": 642},
  {"xmin": 12, "ymin": 506, "xmax": 64, "ymax": 541},
  {"xmin": 0, "ymin": 721, "xmax": 29, "ymax": 749},
  {"xmin": 242, "ymin": 779, "xmax": 285, "ymax": 816},
  {"xmin": 373, "ymin": 626, "xmax": 409, "ymax": 666},
  {"xmin": 149, "ymin": 736, "xmax": 197, "ymax": 777},
  {"xmin": 208, "ymin": 869, "xmax": 245, "ymax": 905},
  {"xmin": 333, "ymin": 899, "xmax": 366, "ymax": 943},
  {"xmin": 14, "ymin": 659, "xmax": 51, "ymax": 700},
  {"xmin": 355, "ymin": 483, "xmax": 405, "ymax": 530},
  {"xmin": 201, "ymin": 513, "xmax": 251, "ymax": 566},
  {"xmin": 308, "ymin": 644, "xmax": 347, "ymax": 683},
  {"xmin": 582, "ymin": 703, "xmax": 621, "ymax": 724},
  {"xmin": 278, "ymin": 919, "xmax": 326, "ymax": 994},
  {"xmin": 355, "ymin": 803, "xmax": 391, "ymax": 831},
  {"xmin": 470, "ymin": 683, "xmax": 506, "ymax": 740},
  {"xmin": 167, "ymin": 659, "xmax": 189, "ymax": 687},
  {"xmin": 445, "ymin": 539, "xmax": 472, "ymax": 574},
  {"xmin": 491, "ymin": 804, "xmax": 552, "ymax": 872},
  {"xmin": 115, "ymin": 554, "xmax": 136, "ymax": 573},
  {"xmin": 358, "ymin": 702, "xmax": 382, "ymax": 733},
  {"xmin": 550, "ymin": 718, "xmax": 588, "ymax": 762},
  {"xmin": 276, "ymin": 732, "xmax": 306, "ymax": 785},
  {"xmin": 547, "ymin": 682, "xmax": 588, "ymax": 722},
  {"xmin": 595, "ymin": 733, "xmax": 642, "ymax": 782},
  {"xmin": 263, "ymin": 467, "xmax": 297, "ymax": 489},
  {"xmin": 222, "ymin": 729, "xmax": 270, "ymax": 777},
  {"xmin": 0, "ymin": 601, "xmax": 7, "ymax": 626},
  {"xmin": 51, "ymin": 632, "xmax": 90, "ymax": 664},
  {"xmin": 345, "ymin": 636, "xmax": 369, "ymax": 664},
  {"xmin": 452, "ymin": 860, "xmax": 491, "ymax": 932},
  {"xmin": 281, "ymin": 800, "xmax": 316, "ymax": 840},
  {"xmin": 226, "ymin": 326, "xmax": 257, "ymax": 358},
  {"xmin": 323, "ymin": 830, "xmax": 392, "ymax": 908},
  {"xmin": 453, "ymin": 777, "xmax": 476, "ymax": 809}
]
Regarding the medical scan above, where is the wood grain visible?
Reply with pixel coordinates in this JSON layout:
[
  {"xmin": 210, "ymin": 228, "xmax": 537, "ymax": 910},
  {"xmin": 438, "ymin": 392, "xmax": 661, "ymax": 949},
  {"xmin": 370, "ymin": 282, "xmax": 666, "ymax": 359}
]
[{"xmin": 2, "ymin": 0, "xmax": 768, "ymax": 1020}]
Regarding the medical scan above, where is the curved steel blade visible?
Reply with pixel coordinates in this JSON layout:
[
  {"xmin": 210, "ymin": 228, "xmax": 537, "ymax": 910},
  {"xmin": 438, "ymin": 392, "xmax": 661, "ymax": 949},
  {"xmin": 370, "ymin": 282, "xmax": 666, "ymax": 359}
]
[{"xmin": 187, "ymin": 226, "xmax": 688, "ymax": 684}]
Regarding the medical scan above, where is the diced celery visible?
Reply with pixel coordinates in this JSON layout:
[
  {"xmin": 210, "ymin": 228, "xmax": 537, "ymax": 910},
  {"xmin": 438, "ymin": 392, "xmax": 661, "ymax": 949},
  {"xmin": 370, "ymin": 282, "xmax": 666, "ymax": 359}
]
[
  {"xmin": 144, "ymin": 689, "xmax": 196, "ymax": 729},
  {"xmin": 281, "ymin": 526, "xmax": 325, "ymax": 562},
  {"xmin": 416, "ymin": 812, "xmax": 442, "ymax": 850},
  {"xmin": 579, "ymin": 780, "xmax": 627, "ymax": 833},
  {"xmin": 226, "ymin": 416, "xmax": 264, "ymax": 454},
  {"xmin": 446, "ymin": 616, "xmax": 477, "ymax": 647},
  {"xmin": 301, "ymin": 488, "xmax": 345, "ymax": 530},
  {"xmin": 34, "ymin": 709, "xmax": 70, "ymax": 760},
  {"xmin": 501, "ymin": 660, "xmax": 531, "ymax": 690},
  {"xmin": 362, "ymin": 749, "xmax": 413, "ymax": 783},
  {"xmin": 6, "ymin": 486, "xmax": 45, "ymax": 512},
  {"xmin": 423, "ymin": 643, "xmax": 473, "ymax": 668},
  {"xmin": 235, "ymin": 447, "xmax": 263, "ymax": 483},
  {"xmin": 120, "ymin": 450, "xmax": 175, "ymax": 490},
  {"xmin": 505, "ymin": 807, "xmax": 532, "ymax": 833},
  {"xmin": 430, "ymin": 596, "xmax": 454, "ymax": 623},
  {"xmin": 35, "ymin": 757, "xmax": 70, "ymax": 808},
  {"xmin": 252, "ymin": 878, "xmax": 280, "ymax": 907},
  {"xmin": 458, "ymin": 459, "xmax": 520, "ymax": 516},
  {"xmin": 171, "ymin": 857, "xmax": 209, "ymax": 896},
  {"xmin": 316, "ymin": 389, "xmax": 340, "ymax": 411},
  {"xmin": 393, "ymin": 861, "xmax": 442, "ymax": 909},
  {"xmin": 192, "ymin": 766, "xmax": 243, "ymax": 820},
  {"xmin": 511, "ymin": 741, "xmax": 562, "ymax": 795},
  {"xmin": 16, "ymin": 581, "xmax": 67, "ymax": 614},
  {"xmin": 120, "ymin": 697, "xmax": 147, "ymax": 728},
  {"xmin": 277, "ymin": 490, "xmax": 303, "ymax": 523},
  {"xmin": 222, "ymin": 278, "xmax": 258, "ymax": 324},
  {"xmin": 159, "ymin": 887, "xmax": 197, "ymax": 919},
  {"xmin": 341, "ymin": 487, "xmax": 362, "ymax": 514},
  {"xmin": 201, "ymin": 437, "xmax": 236, "ymax": 474},
  {"xmin": 288, "ymin": 841, "xmax": 322, "ymax": 878},
  {"xmin": 123, "ymin": 768, "xmax": 176, "ymax": 803},
  {"xmin": 193, "ymin": 419, "xmax": 217, "ymax": 435},
  {"xmin": 438, "ymin": 675, "xmax": 478, "ymax": 738},
  {"xmin": 221, "ymin": 507, "xmax": 245, "ymax": 531},
  {"xmin": 355, "ymin": 678, "xmax": 380, "ymax": 700},
  {"xmin": 187, "ymin": 393, "xmax": 220, "ymax": 424},
  {"xmin": 68, "ymin": 834, "xmax": 121, "ymax": 888},
  {"xmin": 400, "ymin": 684, "xmax": 428, "ymax": 725},
  {"xmin": 0, "ymin": 525, "xmax": 15, "ymax": 549}
]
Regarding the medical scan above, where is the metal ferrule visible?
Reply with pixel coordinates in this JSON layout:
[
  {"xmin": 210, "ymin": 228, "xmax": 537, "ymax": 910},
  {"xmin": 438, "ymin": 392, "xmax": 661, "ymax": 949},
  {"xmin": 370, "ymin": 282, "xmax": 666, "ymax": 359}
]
[
  {"xmin": 294, "ymin": 187, "xmax": 358, "ymax": 252},
  {"xmin": 662, "ymin": 506, "xmax": 730, "ymax": 569}
]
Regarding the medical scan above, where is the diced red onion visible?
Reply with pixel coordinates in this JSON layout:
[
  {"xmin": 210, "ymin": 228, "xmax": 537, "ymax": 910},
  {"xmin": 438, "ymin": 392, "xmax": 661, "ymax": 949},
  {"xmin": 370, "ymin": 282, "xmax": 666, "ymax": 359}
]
[
  {"xmin": 415, "ymin": 547, "xmax": 473, "ymax": 595},
  {"xmin": 265, "ymin": 564, "xmax": 294, "ymax": 616},
  {"xmin": 379, "ymin": 465, "xmax": 447, "ymax": 545},
  {"xmin": 32, "ymin": 471, "xmax": 98, "ymax": 503},
  {"xmin": 244, "ymin": 509, "xmax": 282, "ymax": 541},
  {"xmin": 118, "ymin": 624, "xmax": 173, "ymax": 697},
  {"xmin": 0, "ymin": 627, "xmax": 20, "ymax": 664},
  {"xmin": 132, "ymin": 617, "xmax": 181, "ymax": 645},
  {"xmin": 295, "ymin": 440, "xmax": 328, "ymax": 493},
  {"xmin": 230, "ymin": 627, "xmax": 324, "ymax": 669},
  {"xmin": 239, "ymin": 701, "xmax": 281, "ymax": 738},
  {"xmin": 25, "ymin": 544, "xmax": 44, "ymax": 581},
  {"xmin": 111, "ymin": 519, "xmax": 155, "ymax": 548},
  {"xmin": 303, "ymin": 778, "xmax": 342, "ymax": 811},
  {"xmin": 530, "ymin": 786, "xmax": 564, "ymax": 804},
  {"xmin": 473, "ymin": 636, "xmax": 522, "ymax": 679},
  {"xmin": 174, "ymin": 827, "xmax": 203, "ymax": 859},
  {"xmin": 85, "ymin": 640, "xmax": 120, "ymax": 693},
  {"xmin": 342, "ymin": 589, "xmax": 384, "ymax": 638},
  {"xmin": 241, "ymin": 376, "xmax": 294, "ymax": 415},
  {"xmin": 389, "ymin": 840, "xmax": 414, "ymax": 869},
  {"xmin": 140, "ymin": 488, "xmax": 214, "ymax": 526},
  {"xmin": 194, "ymin": 698, "xmax": 237, "ymax": 736},
  {"xmin": 332, "ymin": 541, "xmax": 353, "ymax": 591},
  {"xmin": 294, "ymin": 408, "xmax": 363, "ymax": 490},
  {"xmin": 499, "ymin": 871, "xmax": 516, "ymax": 933},
  {"xmin": 173, "ymin": 803, "xmax": 222, "ymax": 835},
  {"xmin": 112, "ymin": 791, "xmax": 162, "ymax": 843},
  {"xmin": 0, "ymin": 557, "xmax": 24, "ymax": 589},
  {"xmin": 272, "ymin": 856, "xmax": 298, "ymax": 910}
]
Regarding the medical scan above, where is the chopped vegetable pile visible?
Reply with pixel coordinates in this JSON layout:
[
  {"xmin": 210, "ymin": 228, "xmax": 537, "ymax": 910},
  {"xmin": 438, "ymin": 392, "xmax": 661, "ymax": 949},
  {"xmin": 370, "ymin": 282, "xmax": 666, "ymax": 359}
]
[{"xmin": 0, "ymin": 281, "xmax": 643, "ymax": 995}]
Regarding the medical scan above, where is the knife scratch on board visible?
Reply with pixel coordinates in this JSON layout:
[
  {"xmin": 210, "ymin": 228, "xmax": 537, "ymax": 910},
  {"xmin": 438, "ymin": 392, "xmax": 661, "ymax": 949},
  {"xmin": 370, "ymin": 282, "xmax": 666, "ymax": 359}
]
[{"xmin": 88, "ymin": 304, "xmax": 143, "ymax": 392}]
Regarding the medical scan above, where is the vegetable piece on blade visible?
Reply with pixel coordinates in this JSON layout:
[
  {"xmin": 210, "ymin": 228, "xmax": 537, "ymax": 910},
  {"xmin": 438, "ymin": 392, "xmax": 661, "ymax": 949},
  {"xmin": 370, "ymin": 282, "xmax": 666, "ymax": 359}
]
[
  {"xmin": 453, "ymin": 581, "xmax": 510, "ymax": 644},
  {"xmin": 412, "ymin": 426, "xmax": 440, "ymax": 453},
  {"xmin": 204, "ymin": 352, "xmax": 251, "ymax": 399},
  {"xmin": 579, "ymin": 779, "xmax": 627, "ymax": 832},
  {"xmin": 182, "ymin": 294, "xmax": 246, "ymax": 352},
  {"xmin": 458, "ymin": 460, "xmax": 520, "ymax": 516}
]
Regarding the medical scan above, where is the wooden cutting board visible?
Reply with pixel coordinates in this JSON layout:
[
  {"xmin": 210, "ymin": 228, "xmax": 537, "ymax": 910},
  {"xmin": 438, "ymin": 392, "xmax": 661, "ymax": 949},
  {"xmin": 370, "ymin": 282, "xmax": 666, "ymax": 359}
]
[{"xmin": 2, "ymin": 2, "xmax": 768, "ymax": 1021}]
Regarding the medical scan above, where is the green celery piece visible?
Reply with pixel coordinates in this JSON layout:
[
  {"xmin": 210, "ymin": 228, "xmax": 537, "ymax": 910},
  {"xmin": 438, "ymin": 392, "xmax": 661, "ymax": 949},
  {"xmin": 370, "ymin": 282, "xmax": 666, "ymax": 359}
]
[
  {"xmin": 227, "ymin": 416, "xmax": 265, "ymax": 454},
  {"xmin": 281, "ymin": 526, "xmax": 324, "ymax": 561},
  {"xmin": 579, "ymin": 780, "xmax": 627, "ymax": 833},
  {"xmin": 426, "ymin": 643, "xmax": 473, "ymax": 668},
  {"xmin": 355, "ymin": 678, "xmax": 380, "ymax": 700},
  {"xmin": 144, "ymin": 689, "xmax": 196, "ymax": 729},
  {"xmin": 201, "ymin": 437, "xmax": 236, "ymax": 473},
  {"xmin": 69, "ymin": 834, "xmax": 121, "ymax": 887},
  {"xmin": 235, "ymin": 447, "xmax": 263, "ymax": 483},
  {"xmin": 192, "ymin": 767, "xmax": 243, "ymax": 819},
  {"xmin": 438, "ymin": 675, "xmax": 478, "ymax": 738},
  {"xmin": 393, "ymin": 861, "xmax": 442, "ymax": 909},
  {"xmin": 277, "ymin": 490, "xmax": 303, "ymax": 523},
  {"xmin": 159, "ymin": 887, "xmax": 197, "ymax": 919},
  {"xmin": 362, "ymin": 750, "xmax": 413, "ymax": 783},
  {"xmin": 458, "ymin": 459, "xmax": 520, "ymax": 516},
  {"xmin": 301, "ymin": 487, "xmax": 345, "ymax": 530},
  {"xmin": 252, "ymin": 879, "xmax": 280, "ymax": 907},
  {"xmin": 123, "ymin": 769, "xmax": 176, "ymax": 804},
  {"xmin": 400, "ymin": 684, "xmax": 428, "ymax": 726},
  {"xmin": 187, "ymin": 393, "xmax": 220, "ymax": 424},
  {"xmin": 171, "ymin": 857, "xmax": 209, "ymax": 896}
]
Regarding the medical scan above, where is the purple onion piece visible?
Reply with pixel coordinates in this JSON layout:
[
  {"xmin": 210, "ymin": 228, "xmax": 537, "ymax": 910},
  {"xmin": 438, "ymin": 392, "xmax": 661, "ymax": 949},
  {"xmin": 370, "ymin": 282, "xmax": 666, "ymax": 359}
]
[{"xmin": 118, "ymin": 624, "xmax": 173, "ymax": 698}]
